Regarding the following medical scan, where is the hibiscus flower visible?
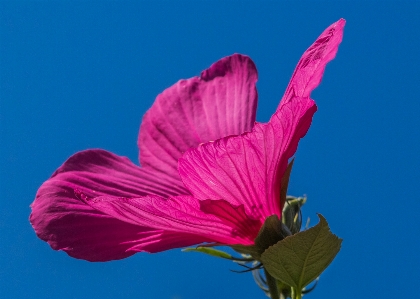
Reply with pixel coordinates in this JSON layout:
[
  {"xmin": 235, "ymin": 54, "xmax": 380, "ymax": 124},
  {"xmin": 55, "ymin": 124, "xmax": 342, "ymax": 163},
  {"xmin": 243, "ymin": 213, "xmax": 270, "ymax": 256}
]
[{"xmin": 30, "ymin": 19, "xmax": 345, "ymax": 262}]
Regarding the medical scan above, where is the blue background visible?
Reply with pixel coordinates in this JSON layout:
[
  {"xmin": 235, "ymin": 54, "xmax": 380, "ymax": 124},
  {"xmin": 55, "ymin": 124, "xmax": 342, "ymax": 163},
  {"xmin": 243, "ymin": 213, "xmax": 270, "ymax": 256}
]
[{"xmin": 1, "ymin": 1, "xmax": 419, "ymax": 298}]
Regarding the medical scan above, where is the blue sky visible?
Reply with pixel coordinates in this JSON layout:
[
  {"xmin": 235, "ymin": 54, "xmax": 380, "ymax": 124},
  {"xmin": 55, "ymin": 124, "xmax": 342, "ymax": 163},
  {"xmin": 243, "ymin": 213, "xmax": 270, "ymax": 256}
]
[{"xmin": 1, "ymin": 1, "xmax": 420, "ymax": 298}]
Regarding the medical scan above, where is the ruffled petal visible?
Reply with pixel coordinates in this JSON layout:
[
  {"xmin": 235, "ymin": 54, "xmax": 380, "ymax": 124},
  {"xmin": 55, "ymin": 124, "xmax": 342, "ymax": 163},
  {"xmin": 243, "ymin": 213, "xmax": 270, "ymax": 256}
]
[
  {"xmin": 280, "ymin": 19, "xmax": 345, "ymax": 108},
  {"xmin": 30, "ymin": 149, "xmax": 189, "ymax": 261},
  {"xmin": 138, "ymin": 54, "xmax": 258, "ymax": 181},
  {"xmin": 178, "ymin": 96, "xmax": 317, "ymax": 222},
  {"xmin": 83, "ymin": 195, "xmax": 258, "ymax": 246}
]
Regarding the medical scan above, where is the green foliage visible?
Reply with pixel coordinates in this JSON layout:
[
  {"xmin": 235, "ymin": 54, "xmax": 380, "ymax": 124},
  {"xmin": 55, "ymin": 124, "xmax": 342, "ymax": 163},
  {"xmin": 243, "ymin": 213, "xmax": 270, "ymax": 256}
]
[
  {"xmin": 261, "ymin": 214, "xmax": 342, "ymax": 291},
  {"xmin": 182, "ymin": 246, "xmax": 253, "ymax": 262},
  {"xmin": 232, "ymin": 215, "xmax": 291, "ymax": 260},
  {"xmin": 254, "ymin": 215, "xmax": 284, "ymax": 251},
  {"xmin": 282, "ymin": 196, "xmax": 306, "ymax": 235},
  {"xmin": 182, "ymin": 247, "xmax": 233, "ymax": 259}
]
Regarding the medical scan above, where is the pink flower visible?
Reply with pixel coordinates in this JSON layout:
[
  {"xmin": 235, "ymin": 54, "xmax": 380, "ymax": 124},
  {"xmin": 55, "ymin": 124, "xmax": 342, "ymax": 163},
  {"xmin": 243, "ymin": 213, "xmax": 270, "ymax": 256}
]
[{"xmin": 30, "ymin": 19, "xmax": 345, "ymax": 262}]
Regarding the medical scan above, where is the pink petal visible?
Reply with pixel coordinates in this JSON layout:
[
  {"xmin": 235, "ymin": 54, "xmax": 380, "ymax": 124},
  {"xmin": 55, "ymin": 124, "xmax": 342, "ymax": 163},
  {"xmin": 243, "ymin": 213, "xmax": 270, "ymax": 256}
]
[
  {"xmin": 84, "ymin": 195, "xmax": 257, "ymax": 246},
  {"xmin": 280, "ymin": 19, "xmax": 345, "ymax": 108},
  {"xmin": 178, "ymin": 96, "xmax": 317, "ymax": 222},
  {"xmin": 126, "ymin": 230, "xmax": 208, "ymax": 253},
  {"xmin": 30, "ymin": 149, "xmax": 189, "ymax": 261},
  {"xmin": 138, "ymin": 54, "xmax": 258, "ymax": 182},
  {"xmin": 179, "ymin": 19, "xmax": 344, "ymax": 221},
  {"xmin": 200, "ymin": 199, "xmax": 262, "ymax": 241}
]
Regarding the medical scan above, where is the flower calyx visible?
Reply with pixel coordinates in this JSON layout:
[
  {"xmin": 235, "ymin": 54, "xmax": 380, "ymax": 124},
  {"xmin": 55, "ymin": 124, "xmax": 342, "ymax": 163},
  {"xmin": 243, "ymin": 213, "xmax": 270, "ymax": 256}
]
[{"xmin": 231, "ymin": 214, "xmax": 291, "ymax": 261}]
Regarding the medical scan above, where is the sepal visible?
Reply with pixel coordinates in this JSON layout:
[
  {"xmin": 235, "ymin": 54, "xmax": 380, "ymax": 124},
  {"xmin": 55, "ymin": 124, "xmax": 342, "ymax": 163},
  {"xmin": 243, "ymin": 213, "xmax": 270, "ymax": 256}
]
[
  {"xmin": 182, "ymin": 246, "xmax": 253, "ymax": 262},
  {"xmin": 231, "ymin": 215, "xmax": 291, "ymax": 260}
]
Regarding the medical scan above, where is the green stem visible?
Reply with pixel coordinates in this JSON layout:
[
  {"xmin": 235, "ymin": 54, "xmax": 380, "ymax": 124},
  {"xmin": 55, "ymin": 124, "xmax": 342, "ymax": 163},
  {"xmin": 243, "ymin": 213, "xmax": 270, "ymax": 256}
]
[
  {"xmin": 264, "ymin": 268, "xmax": 279, "ymax": 299},
  {"xmin": 291, "ymin": 287, "xmax": 302, "ymax": 299}
]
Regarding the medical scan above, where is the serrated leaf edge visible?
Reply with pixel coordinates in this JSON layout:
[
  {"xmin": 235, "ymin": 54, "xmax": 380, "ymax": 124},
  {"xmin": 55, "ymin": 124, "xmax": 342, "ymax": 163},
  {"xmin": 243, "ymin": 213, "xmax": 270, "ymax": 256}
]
[{"xmin": 261, "ymin": 214, "xmax": 342, "ymax": 290}]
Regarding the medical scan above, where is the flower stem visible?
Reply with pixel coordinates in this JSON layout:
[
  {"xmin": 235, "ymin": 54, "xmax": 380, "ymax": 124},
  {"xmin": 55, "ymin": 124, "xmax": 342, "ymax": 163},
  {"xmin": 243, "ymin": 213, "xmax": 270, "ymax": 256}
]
[
  {"xmin": 264, "ymin": 268, "xmax": 279, "ymax": 299},
  {"xmin": 291, "ymin": 287, "xmax": 302, "ymax": 299}
]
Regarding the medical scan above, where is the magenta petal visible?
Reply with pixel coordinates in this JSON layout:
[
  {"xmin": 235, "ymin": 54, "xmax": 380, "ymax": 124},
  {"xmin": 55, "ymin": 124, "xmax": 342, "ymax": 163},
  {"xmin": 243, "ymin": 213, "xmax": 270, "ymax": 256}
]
[
  {"xmin": 84, "ymin": 195, "xmax": 256, "ymax": 246},
  {"xmin": 200, "ymin": 199, "xmax": 262, "ymax": 241},
  {"xmin": 138, "ymin": 54, "xmax": 258, "ymax": 181},
  {"xmin": 30, "ymin": 149, "xmax": 189, "ymax": 261},
  {"xmin": 179, "ymin": 96, "xmax": 317, "ymax": 222},
  {"xmin": 280, "ymin": 19, "xmax": 345, "ymax": 108},
  {"xmin": 126, "ymin": 230, "xmax": 208, "ymax": 253},
  {"xmin": 177, "ymin": 20, "xmax": 344, "ymax": 221},
  {"xmin": 31, "ymin": 21, "xmax": 345, "ymax": 261}
]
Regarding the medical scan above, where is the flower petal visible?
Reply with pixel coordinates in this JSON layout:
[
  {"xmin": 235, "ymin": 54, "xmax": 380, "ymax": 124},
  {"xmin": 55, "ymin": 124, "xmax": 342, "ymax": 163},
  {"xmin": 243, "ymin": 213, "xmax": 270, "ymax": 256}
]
[
  {"xmin": 83, "ymin": 195, "xmax": 257, "ymax": 246},
  {"xmin": 200, "ymin": 199, "xmax": 262, "ymax": 241},
  {"xmin": 138, "ymin": 54, "xmax": 258, "ymax": 181},
  {"xmin": 30, "ymin": 149, "xmax": 189, "ymax": 261},
  {"xmin": 178, "ymin": 96, "xmax": 317, "ymax": 222},
  {"xmin": 280, "ymin": 19, "xmax": 345, "ymax": 107},
  {"xmin": 178, "ymin": 20, "xmax": 344, "ymax": 221},
  {"xmin": 126, "ymin": 230, "xmax": 208, "ymax": 253}
]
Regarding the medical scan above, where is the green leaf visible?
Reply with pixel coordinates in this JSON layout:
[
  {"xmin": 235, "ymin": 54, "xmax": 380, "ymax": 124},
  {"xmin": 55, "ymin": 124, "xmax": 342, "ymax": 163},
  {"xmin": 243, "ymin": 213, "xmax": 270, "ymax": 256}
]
[
  {"xmin": 261, "ymin": 214, "xmax": 342, "ymax": 290},
  {"xmin": 182, "ymin": 247, "xmax": 234, "ymax": 260}
]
